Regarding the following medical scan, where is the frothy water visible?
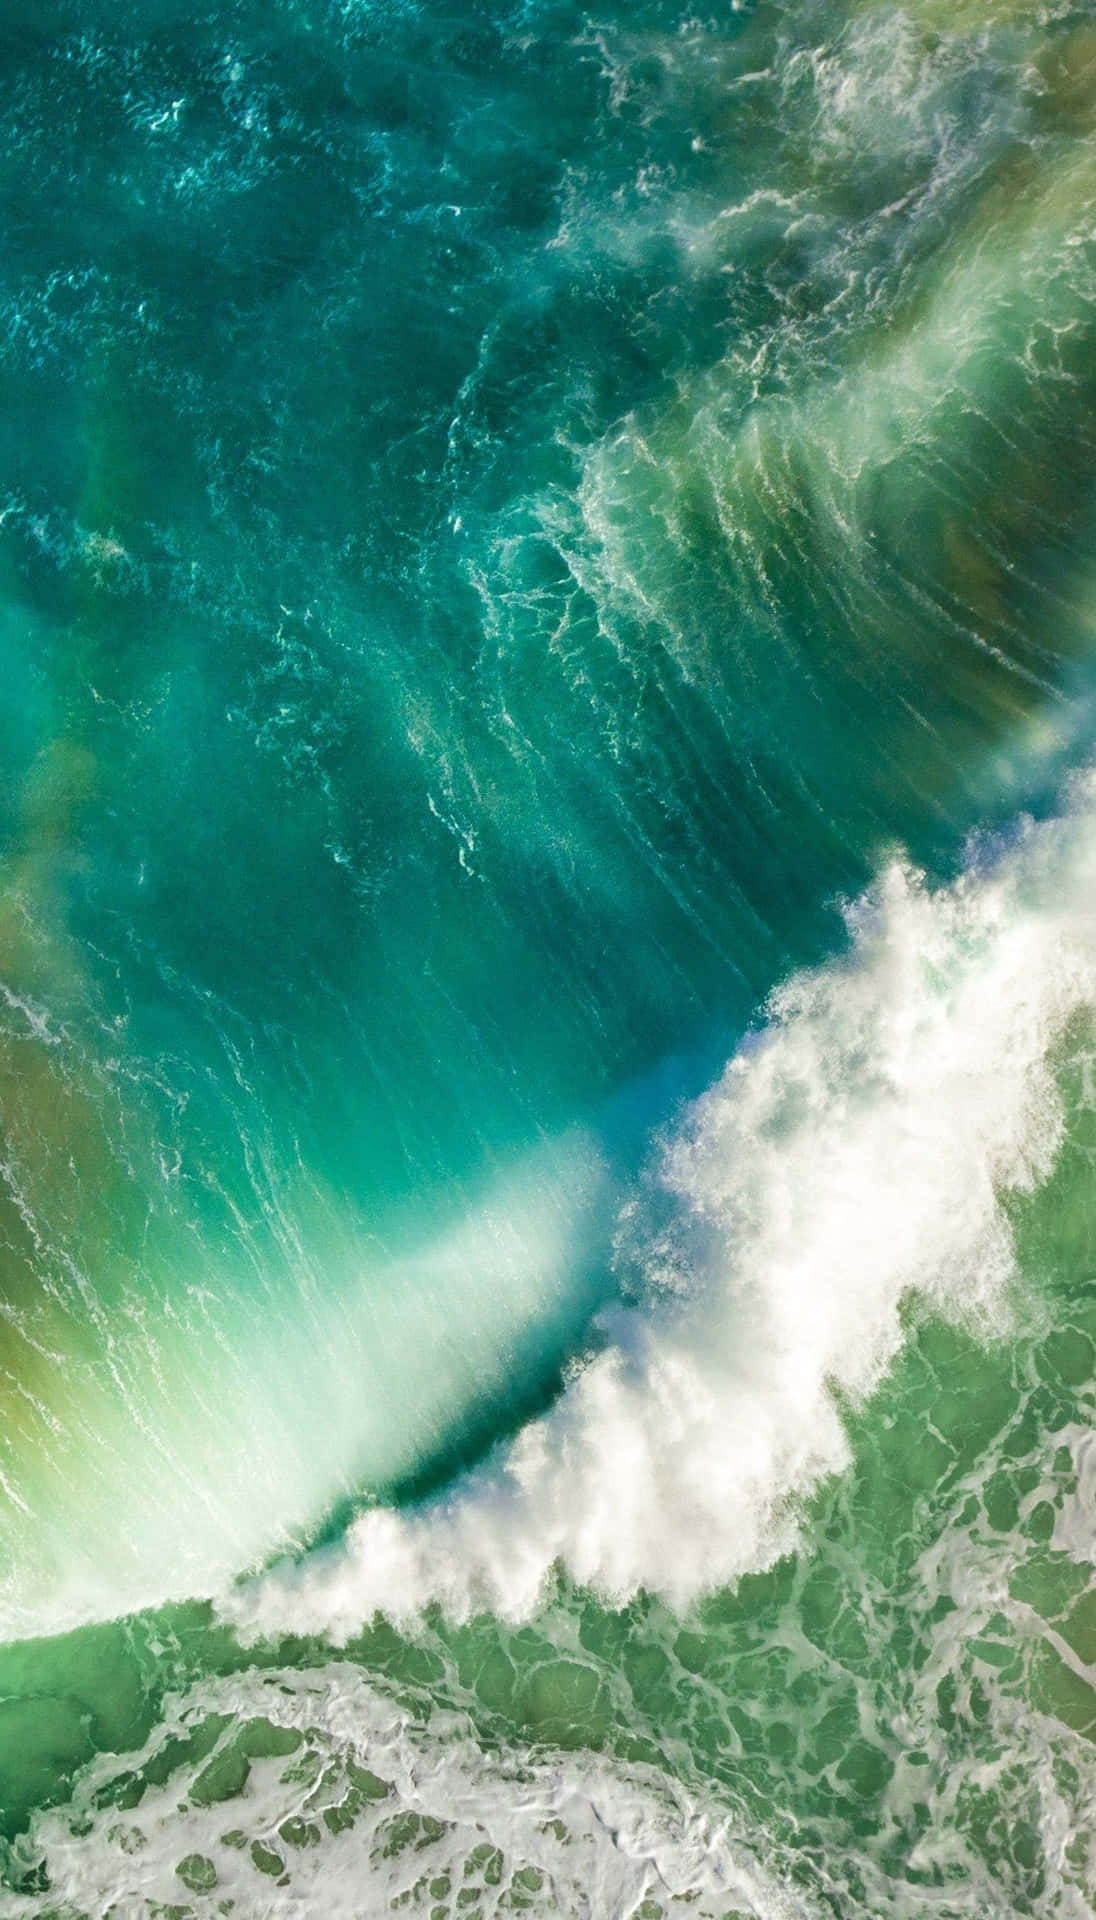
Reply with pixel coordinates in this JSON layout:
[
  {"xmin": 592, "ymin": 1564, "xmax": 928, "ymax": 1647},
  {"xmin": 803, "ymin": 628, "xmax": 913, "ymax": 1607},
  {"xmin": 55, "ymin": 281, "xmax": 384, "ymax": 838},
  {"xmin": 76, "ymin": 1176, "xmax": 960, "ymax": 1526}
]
[
  {"xmin": 230, "ymin": 777, "xmax": 1096, "ymax": 1634},
  {"xmin": 2, "ymin": 1663, "xmax": 814, "ymax": 1920}
]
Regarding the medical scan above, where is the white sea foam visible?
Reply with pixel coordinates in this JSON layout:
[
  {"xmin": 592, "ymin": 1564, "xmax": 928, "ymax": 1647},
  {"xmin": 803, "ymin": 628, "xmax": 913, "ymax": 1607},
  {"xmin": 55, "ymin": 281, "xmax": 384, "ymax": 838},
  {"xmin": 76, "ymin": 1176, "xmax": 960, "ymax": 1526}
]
[
  {"xmin": 228, "ymin": 774, "xmax": 1096, "ymax": 1638},
  {"xmin": 0, "ymin": 1663, "xmax": 813, "ymax": 1920}
]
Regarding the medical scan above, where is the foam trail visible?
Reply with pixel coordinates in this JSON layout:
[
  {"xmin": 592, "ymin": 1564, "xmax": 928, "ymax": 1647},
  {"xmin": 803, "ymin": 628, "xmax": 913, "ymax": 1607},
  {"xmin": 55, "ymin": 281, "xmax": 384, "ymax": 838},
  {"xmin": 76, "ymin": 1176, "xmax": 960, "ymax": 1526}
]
[
  {"xmin": 228, "ymin": 775, "xmax": 1096, "ymax": 1638},
  {"xmin": 0, "ymin": 1665, "xmax": 813, "ymax": 1920}
]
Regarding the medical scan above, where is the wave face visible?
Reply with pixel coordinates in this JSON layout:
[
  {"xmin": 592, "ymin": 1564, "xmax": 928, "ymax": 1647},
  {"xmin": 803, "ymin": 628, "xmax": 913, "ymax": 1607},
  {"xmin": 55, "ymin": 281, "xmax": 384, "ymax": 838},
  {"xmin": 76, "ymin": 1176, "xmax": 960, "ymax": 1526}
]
[
  {"xmin": 227, "ymin": 781, "xmax": 1096, "ymax": 1632},
  {"xmin": 4, "ymin": 0, "xmax": 1096, "ymax": 1912}
]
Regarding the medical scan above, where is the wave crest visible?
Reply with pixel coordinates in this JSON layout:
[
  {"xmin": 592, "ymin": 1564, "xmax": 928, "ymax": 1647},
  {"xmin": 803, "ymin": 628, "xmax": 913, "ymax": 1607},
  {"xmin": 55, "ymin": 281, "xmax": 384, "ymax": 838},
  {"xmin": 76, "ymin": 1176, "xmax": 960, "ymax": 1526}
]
[{"xmin": 226, "ymin": 777, "xmax": 1096, "ymax": 1638}]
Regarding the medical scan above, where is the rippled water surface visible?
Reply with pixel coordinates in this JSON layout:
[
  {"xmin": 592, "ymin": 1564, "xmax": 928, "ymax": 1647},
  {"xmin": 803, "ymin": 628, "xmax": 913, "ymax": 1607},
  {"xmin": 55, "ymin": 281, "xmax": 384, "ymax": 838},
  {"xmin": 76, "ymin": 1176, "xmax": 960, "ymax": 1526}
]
[{"xmin": 3, "ymin": 0, "xmax": 1096, "ymax": 1914}]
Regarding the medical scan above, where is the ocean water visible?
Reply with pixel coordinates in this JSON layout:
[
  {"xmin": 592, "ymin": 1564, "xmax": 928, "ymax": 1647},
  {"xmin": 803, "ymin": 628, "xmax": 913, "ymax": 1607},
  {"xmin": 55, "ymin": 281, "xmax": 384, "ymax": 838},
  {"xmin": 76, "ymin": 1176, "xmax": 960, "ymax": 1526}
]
[{"xmin": 3, "ymin": 0, "xmax": 1096, "ymax": 1912}]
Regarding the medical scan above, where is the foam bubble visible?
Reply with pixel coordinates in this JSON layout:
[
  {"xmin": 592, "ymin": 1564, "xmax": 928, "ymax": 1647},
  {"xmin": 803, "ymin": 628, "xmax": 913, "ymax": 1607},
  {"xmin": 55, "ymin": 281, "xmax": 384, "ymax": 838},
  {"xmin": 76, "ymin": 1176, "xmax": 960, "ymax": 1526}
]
[{"xmin": 228, "ymin": 774, "xmax": 1096, "ymax": 1638}]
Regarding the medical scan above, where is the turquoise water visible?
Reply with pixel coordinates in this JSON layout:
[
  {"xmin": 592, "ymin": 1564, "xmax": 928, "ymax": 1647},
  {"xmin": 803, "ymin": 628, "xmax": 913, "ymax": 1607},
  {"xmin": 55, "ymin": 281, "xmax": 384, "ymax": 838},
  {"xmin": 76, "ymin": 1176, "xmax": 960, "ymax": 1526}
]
[{"xmin": 4, "ymin": 0, "xmax": 1096, "ymax": 1912}]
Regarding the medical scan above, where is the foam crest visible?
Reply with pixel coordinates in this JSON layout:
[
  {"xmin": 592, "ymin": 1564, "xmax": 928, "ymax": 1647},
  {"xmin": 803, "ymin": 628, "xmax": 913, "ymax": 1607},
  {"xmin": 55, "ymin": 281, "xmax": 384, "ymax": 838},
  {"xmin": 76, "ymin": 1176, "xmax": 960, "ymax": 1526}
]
[{"xmin": 228, "ymin": 777, "xmax": 1096, "ymax": 1638}]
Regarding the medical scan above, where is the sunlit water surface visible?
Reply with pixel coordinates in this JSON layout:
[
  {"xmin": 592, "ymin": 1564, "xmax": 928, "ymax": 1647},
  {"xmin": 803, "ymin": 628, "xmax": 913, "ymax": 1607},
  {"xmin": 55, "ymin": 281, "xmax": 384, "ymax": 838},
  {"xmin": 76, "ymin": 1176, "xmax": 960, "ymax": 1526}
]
[{"xmin": 3, "ymin": 1, "xmax": 1096, "ymax": 1914}]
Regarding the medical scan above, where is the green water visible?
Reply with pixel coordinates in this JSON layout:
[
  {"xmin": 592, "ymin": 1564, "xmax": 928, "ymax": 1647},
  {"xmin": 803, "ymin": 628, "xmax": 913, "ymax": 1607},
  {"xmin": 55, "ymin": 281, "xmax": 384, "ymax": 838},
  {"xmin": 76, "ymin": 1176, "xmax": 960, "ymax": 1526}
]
[{"xmin": 2, "ymin": 0, "xmax": 1096, "ymax": 1911}]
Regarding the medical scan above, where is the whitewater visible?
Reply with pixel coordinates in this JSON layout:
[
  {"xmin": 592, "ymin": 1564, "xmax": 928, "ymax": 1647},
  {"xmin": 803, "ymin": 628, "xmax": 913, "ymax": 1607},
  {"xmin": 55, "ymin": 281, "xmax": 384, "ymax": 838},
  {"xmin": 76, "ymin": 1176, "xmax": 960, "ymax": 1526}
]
[{"xmin": 232, "ymin": 781, "xmax": 1096, "ymax": 1634}]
